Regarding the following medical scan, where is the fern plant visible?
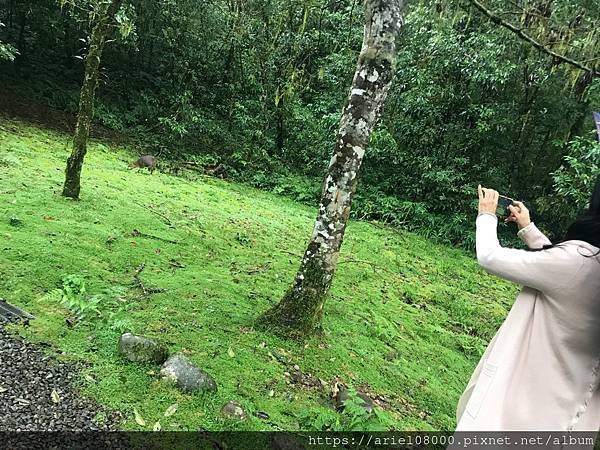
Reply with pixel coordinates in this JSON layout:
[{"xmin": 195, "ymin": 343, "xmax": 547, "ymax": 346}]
[
  {"xmin": 39, "ymin": 276, "xmax": 131, "ymax": 327},
  {"xmin": 297, "ymin": 387, "xmax": 395, "ymax": 431},
  {"xmin": 59, "ymin": 274, "xmax": 101, "ymax": 322}
]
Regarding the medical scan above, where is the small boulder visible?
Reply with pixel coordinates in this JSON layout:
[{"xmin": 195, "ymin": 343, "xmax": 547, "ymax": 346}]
[
  {"xmin": 118, "ymin": 333, "xmax": 168, "ymax": 364},
  {"xmin": 221, "ymin": 400, "xmax": 246, "ymax": 420},
  {"xmin": 160, "ymin": 353, "xmax": 217, "ymax": 393}
]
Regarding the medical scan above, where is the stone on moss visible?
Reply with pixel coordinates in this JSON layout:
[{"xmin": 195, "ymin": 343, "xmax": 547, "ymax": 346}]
[
  {"xmin": 118, "ymin": 333, "xmax": 169, "ymax": 364},
  {"xmin": 221, "ymin": 400, "xmax": 246, "ymax": 420},
  {"xmin": 160, "ymin": 353, "xmax": 217, "ymax": 393}
]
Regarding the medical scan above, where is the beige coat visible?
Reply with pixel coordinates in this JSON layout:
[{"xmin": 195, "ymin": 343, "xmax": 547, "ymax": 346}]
[{"xmin": 455, "ymin": 213, "xmax": 600, "ymax": 431}]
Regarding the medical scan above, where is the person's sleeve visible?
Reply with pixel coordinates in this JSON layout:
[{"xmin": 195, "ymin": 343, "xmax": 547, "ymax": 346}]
[
  {"xmin": 475, "ymin": 213, "xmax": 577, "ymax": 293},
  {"xmin": 516, "ymin": 221, "xmax": 552, "ymax": 249}
]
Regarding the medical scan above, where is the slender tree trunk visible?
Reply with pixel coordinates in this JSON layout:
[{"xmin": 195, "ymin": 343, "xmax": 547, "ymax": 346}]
[
  {"xmin": 14, "ymin": 6, "xmax": 27, "ymax": 67},
  {"xmin": 62, "ymin": 0, "xmax": 122, "ymax": 199},
  {"xmin": 275, "ymin": 93, "xmax": 285, "ymax": 153},
  {"xmin": 256, "ymin": 0, "xmax": 406, "ymax": 337},
  {"xmin": 63, "ymin": 9, "xmax": 73, "ymax": 69}
]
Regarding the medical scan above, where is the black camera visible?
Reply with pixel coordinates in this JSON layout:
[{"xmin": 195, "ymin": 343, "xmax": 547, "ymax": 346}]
[{"xmin": 496, "ymin": 195, "xmax": 514, "ymax": 217}]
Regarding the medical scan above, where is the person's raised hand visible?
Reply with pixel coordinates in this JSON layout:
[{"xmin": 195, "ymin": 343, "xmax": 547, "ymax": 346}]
[
  {"xmin": 505, "ymin": 201, "xmax": 531, "ymax": 229},
  {"xmin": 478, "ymin": 185, "xmax": 499, "ymax": 215}
]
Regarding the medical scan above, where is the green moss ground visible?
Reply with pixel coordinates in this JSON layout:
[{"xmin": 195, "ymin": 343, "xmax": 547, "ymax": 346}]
[{"xmin": 0, "ymin": 117, "xmax": 517, "ymax": 431}]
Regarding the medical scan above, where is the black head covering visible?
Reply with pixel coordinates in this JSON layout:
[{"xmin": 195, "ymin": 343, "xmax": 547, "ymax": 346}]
[{"xmin": 563, "ymin": 215, "xmax": 600, "ymax": 249}]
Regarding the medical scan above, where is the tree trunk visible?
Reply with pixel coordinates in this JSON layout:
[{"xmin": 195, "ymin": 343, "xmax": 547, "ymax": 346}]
[
  {"xmin": 14, "ymin": 6, "xmax": 27, "ymax": 68},
  {"xmin": 256, "ymin": 0, "xmax": 405, "ymax": 337},
  {"xmin": 63, "ymin": 9, "xmax": 73, "ymax": 69},
  {"xmin": 62, "ymin": 0, "xmax": 122, "ymax": 199},
  {"xmin": 275, "ymin": 92, "xmax": 285, "ymax": 153}
]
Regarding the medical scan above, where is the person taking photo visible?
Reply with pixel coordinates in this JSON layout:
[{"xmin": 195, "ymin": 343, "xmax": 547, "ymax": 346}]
[{"xmin": 455, "ymin": 177, "xmax": 600, "ymax": 432}]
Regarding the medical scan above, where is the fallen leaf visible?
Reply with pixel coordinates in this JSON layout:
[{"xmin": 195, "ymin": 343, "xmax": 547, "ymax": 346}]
[
  {"xmin": 268, "ymin": 389, "xmax": 275, "ymax": 397},
  {"xmin": 51, "ymin": 389, "xmax": 61, "ymax": 404},
  {"xmin": 164, "ymin": 403, "xmax": 178, "ymax": 417},
  {"xmin": 84, "ymin": 375, "xmax": 95, "ymax": 383},
  {"xmin": 227, "ymin": 347, "xmax": 235, "ymax": 358},
  {"xmin": 153, "ymin": 421, "xmax": 162, "ymax": 431},
  {"xmin": 134, "ymin": 408, "xmax": 146, "ymax": 427}
]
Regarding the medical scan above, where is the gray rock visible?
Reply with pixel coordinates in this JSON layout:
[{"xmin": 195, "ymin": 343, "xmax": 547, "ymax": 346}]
[
  {"xmin": 221, "ymin": 400, "xmax": 246, "ymax": 420},
  {"xmin": 118, "ymin": 333, "xmax": 168, "ymax": 364},
  {"xmin": 160, "ymin": 353, "xmax": 217, "ymax": 393}
]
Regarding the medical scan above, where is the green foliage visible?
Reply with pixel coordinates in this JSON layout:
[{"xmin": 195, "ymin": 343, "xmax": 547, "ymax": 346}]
[
  {"xmin": 39, "ymin": 273, "xmax": 129, "ymax": 324},
  {"xmin": 340, "ymin": 388, "xmax": 396, "ymax": 431},
  {"xmin": 114, "ymin": 3, "xmax": 136, "ymax": 40},
  {"xmin": 536, "ymin": 135, "xmax": 600, "ymax": 234},
  {"xmin": 0, "ymin": 40, "xmax": 17, "ymax": 61},
  {"xmin": 58, "ymin": 274, "xmax": 101, "ymax": 321},
  {"xmin": 0, "ymin": 22, "xmax": 17, "ymax": 61},
  {"xmin": 297, "ymin": 387, "xmax": 395, "ymax": 431},
  {"xmin": 297, "ymin": 407, "xmax": 342, "ymax": 431},
  {"xmin": 551, "ymin": 137, "xmax": 600, "ymax": 208},
  {"xmin": 0, "ymin": 0, "xmax": 598, "ymax": 248}
]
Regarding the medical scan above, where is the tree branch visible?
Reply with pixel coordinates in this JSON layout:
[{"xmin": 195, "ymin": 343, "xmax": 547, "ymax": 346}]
[
  {"xmin": 132, "ymin": 263, "xmax": 167, "ymax": 296},
  {"xmin": 468, "ymin": 0, "xmax": 599, "ymax": 77}
]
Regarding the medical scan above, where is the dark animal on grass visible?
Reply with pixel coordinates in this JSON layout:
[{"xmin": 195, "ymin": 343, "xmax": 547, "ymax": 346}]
[{"xmin": 129, "ymin": 155, "xmax": 158, "ymax": 173}]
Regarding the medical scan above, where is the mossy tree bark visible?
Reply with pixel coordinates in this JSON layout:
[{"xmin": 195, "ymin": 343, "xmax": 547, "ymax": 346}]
[
  {"xmin": 257, "ymin": 0, "xmax": 406, "ymax": 337},
  {"xmin": 62, "ymin": 0, "xmax": 123, "ymax": 199}
]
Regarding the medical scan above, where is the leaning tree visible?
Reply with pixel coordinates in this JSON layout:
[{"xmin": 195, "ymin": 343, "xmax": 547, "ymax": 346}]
[
  {"xmin": 257, "ymin": 0, "xmax": 406, "ymax": 337},
  {"xmin": 62, "ymin": 0, "xmax": 123, "ymax": 199}
]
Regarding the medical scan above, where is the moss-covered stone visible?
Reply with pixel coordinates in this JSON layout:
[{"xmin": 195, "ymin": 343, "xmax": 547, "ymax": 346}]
[
  {"xmin": 118, "ymin": 333, "xmax": 169, "ymax": 364},
  {"xmin": 160, "ymin": 353, "xmax": 217, "ymax": 393},
  {"xmin": 221, "ymin": 400, "xmax": 246, "ymax": 420}
]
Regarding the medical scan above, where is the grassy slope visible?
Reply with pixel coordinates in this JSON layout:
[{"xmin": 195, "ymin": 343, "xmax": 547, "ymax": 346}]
[{"xmin": 0, "ymin": 118, "xmax": 517, "ymax": 431}]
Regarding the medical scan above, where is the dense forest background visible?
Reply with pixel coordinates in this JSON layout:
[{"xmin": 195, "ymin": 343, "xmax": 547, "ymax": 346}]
[{"xmin": 1, "ymin": 0, "xmax": 599, "ymax": 248}]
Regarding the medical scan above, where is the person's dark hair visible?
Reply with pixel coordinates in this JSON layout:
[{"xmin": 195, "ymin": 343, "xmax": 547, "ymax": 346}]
[{"xmin": 530, "ymin": 175, "xmax": 600, "ymax": 256}]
